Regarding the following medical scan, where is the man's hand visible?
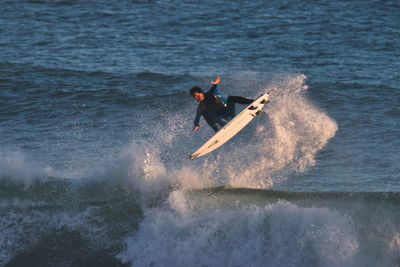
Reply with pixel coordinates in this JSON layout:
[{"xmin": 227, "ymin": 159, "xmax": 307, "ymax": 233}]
[
  {"xmin": 192, "ymin": 125, "xmax": 201, "ymax": 132},
  {"xmin": 210, "ymin": 77, "xmax": 221, "ymax": 85}
]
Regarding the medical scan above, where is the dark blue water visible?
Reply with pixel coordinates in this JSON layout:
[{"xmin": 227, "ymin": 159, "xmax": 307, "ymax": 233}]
[{"xmin": 1, "ymin": 0, "xmax": 399, "ymax": 266}]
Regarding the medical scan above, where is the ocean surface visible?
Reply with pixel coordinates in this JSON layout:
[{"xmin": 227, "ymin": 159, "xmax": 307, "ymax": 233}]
[{"xmin": 1, "ymin": 0, "xmax": 399, "ymax": 266}]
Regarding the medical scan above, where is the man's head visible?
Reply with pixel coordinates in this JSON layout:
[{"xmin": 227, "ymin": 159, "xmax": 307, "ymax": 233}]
[{"xmin": 190, "ymin": 86, "xmax": 205, "ymax": 102}]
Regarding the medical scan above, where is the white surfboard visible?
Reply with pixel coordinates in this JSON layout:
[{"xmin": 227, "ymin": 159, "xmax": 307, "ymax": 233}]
[{"xmin": 187, "ymin": 88, "xmax": 277, "ymax": 159}]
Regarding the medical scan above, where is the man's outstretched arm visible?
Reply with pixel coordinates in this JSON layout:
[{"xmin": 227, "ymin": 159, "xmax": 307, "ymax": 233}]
[
  {"xmin": 209, "ymin": 76, "xmax": 221, "ymax": 93},
  {"xmin": 193, "ymin": 105, "xmax": 203, "ymax": 132}
]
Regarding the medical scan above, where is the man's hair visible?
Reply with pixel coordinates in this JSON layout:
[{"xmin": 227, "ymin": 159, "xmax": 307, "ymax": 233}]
[{"xmin": 190, "ymin": 86, "xmax": 203, "ymax": 96}]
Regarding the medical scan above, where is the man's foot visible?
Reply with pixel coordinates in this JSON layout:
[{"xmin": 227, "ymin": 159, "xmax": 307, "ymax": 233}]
[{"xmin": 248, "ymin": 106, "xmax": 258, "ymax": 110}]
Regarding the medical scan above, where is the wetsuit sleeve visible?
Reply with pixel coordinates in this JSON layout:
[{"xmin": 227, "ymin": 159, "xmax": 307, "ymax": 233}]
[
  {"xmin": 194, "ymin": 105, "xmax": 203, "ymax": 126},
  {"xmin": 208, "ymin": 84, "xmax": 218, "ymax": 94},
  {"xmin": 194, "ymin": 105, "xmax": 219, "ymax": 132},
  {"xmin": 208, "ymin": 83, "xmax": 226, "ymax": 104}
]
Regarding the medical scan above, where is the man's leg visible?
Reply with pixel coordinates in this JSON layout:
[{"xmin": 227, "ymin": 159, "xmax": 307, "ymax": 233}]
[{"xmin": 226, "ymin": 96, "xmax": 254, "ymax": 116}]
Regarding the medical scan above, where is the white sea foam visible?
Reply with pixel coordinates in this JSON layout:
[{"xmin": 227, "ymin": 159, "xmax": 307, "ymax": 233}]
[
  {"xmin": 229, "ymin": 74, "xmax": 336, "ymax": 188},
  {"xmin": 119, "ymin": 198, "xmax": 358, "ymax": 267}
]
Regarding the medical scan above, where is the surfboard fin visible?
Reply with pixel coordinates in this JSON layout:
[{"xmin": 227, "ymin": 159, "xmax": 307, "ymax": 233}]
[{"xmin": 256, "ymin": 110, "xmax": 265, "ymax": 115}]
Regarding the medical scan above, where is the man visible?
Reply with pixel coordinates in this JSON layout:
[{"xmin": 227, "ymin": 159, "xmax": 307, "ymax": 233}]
[{"xmin": 190, "ymin": 77, "xmax": 254, "ymax": 132}]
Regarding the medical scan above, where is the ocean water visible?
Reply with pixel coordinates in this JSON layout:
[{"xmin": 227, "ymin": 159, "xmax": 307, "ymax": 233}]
[{"xmin": 1, "ymin": 0, "xmax": 399, "ymax": 266}]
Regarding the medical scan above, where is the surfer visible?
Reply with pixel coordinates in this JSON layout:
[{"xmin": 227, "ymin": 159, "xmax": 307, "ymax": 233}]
[{"xmin": 190, "ymin": 77, "xmax": 254, "ymax": 132}]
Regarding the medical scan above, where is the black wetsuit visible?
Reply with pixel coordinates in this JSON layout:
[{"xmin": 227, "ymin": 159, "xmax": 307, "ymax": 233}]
[{"xmin": 193, "ymin": 84, "xmax": 253, "ymax": 132}]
